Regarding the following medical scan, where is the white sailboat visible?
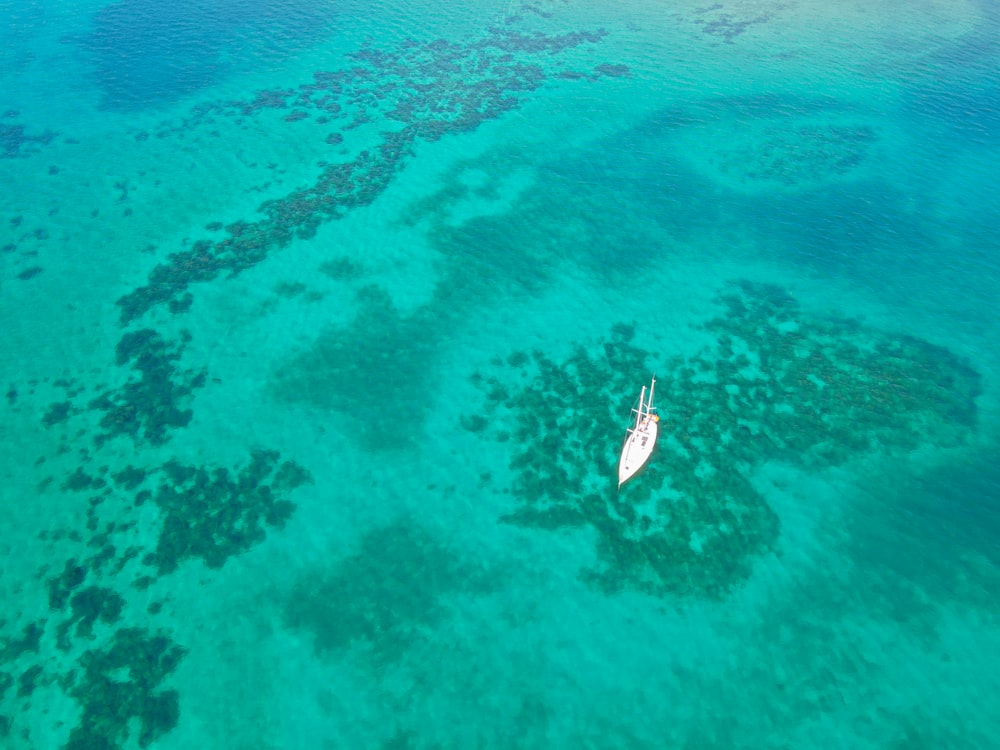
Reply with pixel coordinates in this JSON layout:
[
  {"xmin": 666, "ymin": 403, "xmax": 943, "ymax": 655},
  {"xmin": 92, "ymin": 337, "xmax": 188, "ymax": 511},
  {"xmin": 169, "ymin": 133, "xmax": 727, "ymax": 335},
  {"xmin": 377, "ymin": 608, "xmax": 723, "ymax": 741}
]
[{"xmin": 618, "ymin": 376, "xmax": 659, "ymax": 488}]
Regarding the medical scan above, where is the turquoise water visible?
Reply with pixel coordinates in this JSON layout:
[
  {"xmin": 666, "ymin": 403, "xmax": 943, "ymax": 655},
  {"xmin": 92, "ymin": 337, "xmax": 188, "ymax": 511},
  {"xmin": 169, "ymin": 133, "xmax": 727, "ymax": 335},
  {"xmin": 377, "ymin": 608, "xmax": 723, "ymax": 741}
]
[{"xmin": 2, "ymin": 0, "xmax": 999, "ymax": 747}]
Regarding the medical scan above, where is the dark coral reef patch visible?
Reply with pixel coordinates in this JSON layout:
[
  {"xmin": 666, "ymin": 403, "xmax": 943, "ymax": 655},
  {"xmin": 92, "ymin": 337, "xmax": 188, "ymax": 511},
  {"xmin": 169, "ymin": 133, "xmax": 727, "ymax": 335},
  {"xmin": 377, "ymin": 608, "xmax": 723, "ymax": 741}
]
[
  {"xmin": 118, "ymin": 27, "xmax": 622, "ymax": 322},
  {"xmin": 43, "ymin": 328, "xmax": 209, "ymax": 448},
  {"xmin": 6, "ymin": 446, "xmax": 311, "ymax": 747},
  {"xmin": 54, "ymin": 451, "xmax": 311, "ymax": 578},
  {"xmin": 0, "ymin": 119, "xmax": 56, "ymax": 159},
  {"xmin": 468, "ymin": 281, "xmax": 980, "ymax": 598},
  {"xmin": 690, "ymin": 2, "xmax": 788, "ymax": 43},
  {"xmin": 16, "ymin": 265, "xmax": 43, "ymax": 280},
  {"xmin": 145, "ymin": 449, "xmax": 310, "ymax": 575},
  {"xmin": 36, "ymin": 330, "xmax": 205, "ymax": 449},
  {"xmin": 64, "ymin": 628, "xmax": 185, "ymax": 750}
]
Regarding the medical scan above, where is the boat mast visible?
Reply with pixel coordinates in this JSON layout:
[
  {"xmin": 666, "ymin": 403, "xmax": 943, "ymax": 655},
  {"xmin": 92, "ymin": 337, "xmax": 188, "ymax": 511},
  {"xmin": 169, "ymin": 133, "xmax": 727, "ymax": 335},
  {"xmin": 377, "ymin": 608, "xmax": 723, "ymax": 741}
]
[
  {"xmin": 647, "ymin": 377, "xmax": 656, "ymax": 416},
  {"xmin": 634, "ymin": 385, "xmax": 646, "ymax": 431}
]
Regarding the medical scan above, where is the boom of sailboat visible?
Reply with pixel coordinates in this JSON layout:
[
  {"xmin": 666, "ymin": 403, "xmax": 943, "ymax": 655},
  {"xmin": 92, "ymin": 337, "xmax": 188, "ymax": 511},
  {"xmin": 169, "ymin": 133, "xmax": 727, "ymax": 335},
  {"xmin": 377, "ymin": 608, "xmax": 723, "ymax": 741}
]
[{"xmin": 618, "ymin": 376, "xmax": 659, "ymax": 488}]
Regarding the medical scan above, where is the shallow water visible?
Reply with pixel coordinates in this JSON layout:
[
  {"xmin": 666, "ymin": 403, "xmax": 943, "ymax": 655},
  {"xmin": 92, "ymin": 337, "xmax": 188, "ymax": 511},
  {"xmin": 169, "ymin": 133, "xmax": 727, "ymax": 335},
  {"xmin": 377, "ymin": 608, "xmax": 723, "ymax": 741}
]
[{"xmin": 2, "ymin": 0, "xmax": 999, "ymax": 747}]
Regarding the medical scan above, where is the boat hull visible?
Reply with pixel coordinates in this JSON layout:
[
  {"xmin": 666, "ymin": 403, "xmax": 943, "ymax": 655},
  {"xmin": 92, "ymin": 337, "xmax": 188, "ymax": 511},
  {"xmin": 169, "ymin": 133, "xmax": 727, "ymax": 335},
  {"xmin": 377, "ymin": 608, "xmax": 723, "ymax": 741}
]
[{"xmin": 618, "ymin": 417, "xmax": 658, "ymax": 487}]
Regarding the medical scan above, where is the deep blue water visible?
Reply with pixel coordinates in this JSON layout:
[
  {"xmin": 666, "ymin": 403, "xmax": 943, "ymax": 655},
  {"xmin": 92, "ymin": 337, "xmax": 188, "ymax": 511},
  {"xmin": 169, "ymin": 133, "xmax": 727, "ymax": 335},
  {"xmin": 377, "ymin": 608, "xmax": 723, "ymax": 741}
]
[{"xmin": 75, "ymin": 0, "xmax": 340, "ymax": 109}]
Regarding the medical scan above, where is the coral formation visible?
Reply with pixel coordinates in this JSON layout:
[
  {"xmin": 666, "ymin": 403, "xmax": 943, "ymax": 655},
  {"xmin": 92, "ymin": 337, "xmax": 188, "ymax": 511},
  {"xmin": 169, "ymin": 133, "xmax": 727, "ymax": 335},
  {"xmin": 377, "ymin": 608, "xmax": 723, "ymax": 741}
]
[
  {"xmin": 86, "ymin": 329, "xmax": 206, "ymax": 447},
  {"xmin": 691, "ymin": 2, "xmax": 789, "ymax": 43},
  {"xmin": 468, "ymin": 282, "xmax": 980, "ymax": 597},
  {"xmin": 47, "ymin": 559, "xmax": 88, "ymax": 610},
  {"xmin": 63, "ymin": 628, "xmax": 185, "ymax": 750},
  {"xmin": 0, "ymin": 117, "xmax": 56, "ymax": 159},
  {"xmin": 7, "ymin": 445, "xmax": 311, "ymax": 748},
  {"xmin": 118, "ymin": 27, "xmax": 623, "ymax": 322},
  {"xmin": 145, "ymin": 450, "xmax": 309, "ymax": 574},
  {"xmin": 41, "ymin": 400, "xmax": 73, "ymax": 426},
  {"xmin": 66, "ymin": 586, "xmax": 126, "ymax": 639},
  {"xmin": 16, "ymin": 266, "xmax": 43, "ymax": 280}
]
